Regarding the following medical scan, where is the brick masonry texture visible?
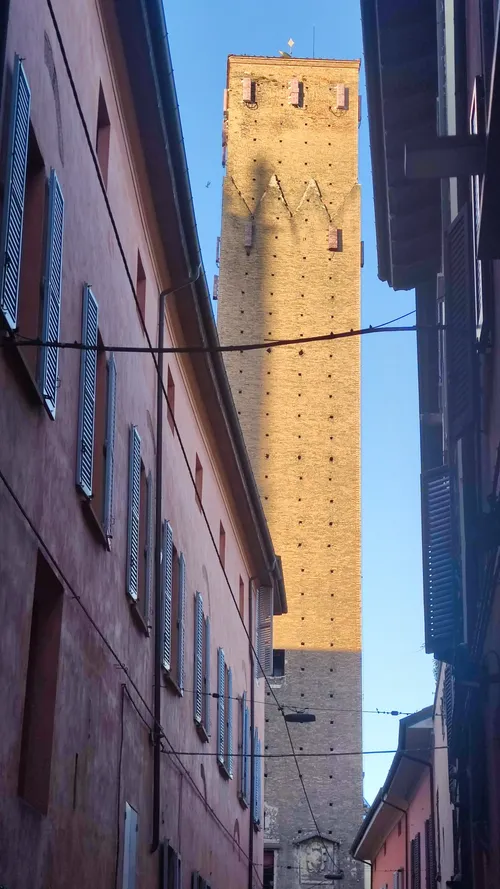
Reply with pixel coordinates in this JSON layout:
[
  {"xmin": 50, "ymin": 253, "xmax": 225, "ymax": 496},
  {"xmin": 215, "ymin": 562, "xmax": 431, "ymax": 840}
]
[{"xmin": 218, "ymin": 56, "xmax": 363, "ymax": 887}]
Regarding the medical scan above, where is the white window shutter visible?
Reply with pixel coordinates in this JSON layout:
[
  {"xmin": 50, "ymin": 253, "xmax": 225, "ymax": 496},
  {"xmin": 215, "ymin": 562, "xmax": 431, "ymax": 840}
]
[
  {"xmin": 126, "ymin": 426, "xmax": 141, "ymax": 600},
  {"xmin": 227, "ymin": 667, "xmax": 233, "ymax": 778},
  {"xmin": 76, "ymin": 285, "xmax": 98, "ymax": 498},
  {"xmin": 39, "ymin": 169, "xmax": 64, "ymax": 418},
  {"xmin": 0, "ymin": 55, "xmax": 30, "ymax": 330},
  {"xmin": 122, "ymin": 803, "xmax": 138, "ymax": 889},
  {"xmin": 144, "ymin": 471, "xmax": 154, "ymax": 623},
  {"xmin": 217, "ymin": 648, "xmax": 225, "ymax": 764},
  {"xmin": 103, "ymin": 353, "xmax": 117, "ymax": 539},
  {"xmin": 204, "ymin": 616, "xmax": 211, "ymax": 736},
  {"xmin": 162, "ymin": 520, "xmax": 173, "ymax": 670},
  {"xmin": 257, "ymin": 587, "xmax": 274, "ymax": 678},
  {"xmin": 242, "ymin": 77, "xmax": 253, "ymax": 103},
  {"xmin": 194, "ymin": 592, "xmax": 203, "ymax": 723},
  {"xmin": 245, "ymin": 704, "xmax": 251, "ymax": 802},
  {"xmin": 177, "ymin": 553, "xmax": 186, "ymax": 691},
  {"xmin": 288, "ymin": 77, "xmax": 300, "ymax": 106}
]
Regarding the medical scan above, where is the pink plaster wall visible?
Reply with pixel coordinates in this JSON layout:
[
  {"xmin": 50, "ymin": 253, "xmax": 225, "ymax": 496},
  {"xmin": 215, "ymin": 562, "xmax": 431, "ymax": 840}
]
[
  {"xmin": 371, "ymin": 816, "xmax": 405, "ymax": 889},
  {"xmin": 0, "ymin": 1, "xmax": 265, "ymax": 887}
]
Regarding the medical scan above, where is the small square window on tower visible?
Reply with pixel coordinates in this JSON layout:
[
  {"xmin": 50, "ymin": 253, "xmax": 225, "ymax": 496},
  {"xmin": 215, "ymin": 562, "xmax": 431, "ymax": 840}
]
[
  {"xmin": 242, "ymin": 78, "xmax": 255, "ymax": 104},
  {"xmin": 328, "ymin": 226, "xmax": 343, "ymax": 252},
  {"xmin": 334, "ymin": 83, "xmax": 349, "ymax": 111}
]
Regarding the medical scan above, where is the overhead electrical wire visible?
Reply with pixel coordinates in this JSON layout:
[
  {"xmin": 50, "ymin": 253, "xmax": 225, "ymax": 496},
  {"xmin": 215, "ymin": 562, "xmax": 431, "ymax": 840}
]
[{"xmin": 179, "ymin": 687, "xmax": 411, "ymax": 717}]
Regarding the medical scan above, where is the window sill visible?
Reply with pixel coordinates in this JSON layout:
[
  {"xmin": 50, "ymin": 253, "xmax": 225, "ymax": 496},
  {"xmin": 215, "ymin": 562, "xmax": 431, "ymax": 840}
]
[
  {"xmin": 162, "ymin": 670, "xmax": 183, "ymax": 697},
  {"xmin": 195, "ymin": 722, "xmax": 210, "ymax": 744},
  {"xmin": 80, "ymin": 497, "xmax": 110, "ymax": 549},
  {"xmin": 238, "ymin": 793, "xmax": 249, "ymax": 810},
  {"xmin": 130, "ymin": 600, "xmax": 150, "ymax": 636},
  {"xmin": 218, "ymin": 760, "xmax": 232, "ymax": 781}
]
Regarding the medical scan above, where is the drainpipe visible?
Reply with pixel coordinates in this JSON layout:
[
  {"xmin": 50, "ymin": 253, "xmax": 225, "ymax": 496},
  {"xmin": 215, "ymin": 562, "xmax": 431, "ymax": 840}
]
[
  {"xmin": 248, "ymin": 575, "xmax": 259, "ymax": 889},
  {"xmin": 152, "ymin": 268, "xmax": 201, "ymax": 854},
  {"xmin": 381, "ymin": 797, "xmax": 409, "ymax": 888}
]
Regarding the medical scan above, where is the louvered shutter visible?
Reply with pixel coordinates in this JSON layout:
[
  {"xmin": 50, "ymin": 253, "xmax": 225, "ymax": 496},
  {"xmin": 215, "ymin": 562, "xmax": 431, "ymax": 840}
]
[
  {"xmin": 421, "ymin": 467, "xmax": 457, "ymax": 656},
  {"xmin": 76, "ymin": 286, "xmax": 98, "ymax": 498},
  {"xmin": 425, "ymin": 818, "xmax": 436, "ymax": 889},
  {"xmin": 444, "ymin": 664, "xmax": 454, "ymax": 743},
  {"xmin": 227, "ymin": 667, "xmax": 233, "ymax": 778},
  {"xmin": 103, "ymin": 354, "xmax": 117, "ymax": 539},
  {"xmin": 144, "ymin": 471, "xmax": 154, "ymax": 624},
  {"xmin": 204, "ymin": 616, "xmax": 211, "ymax": 736},
  {"xmin": 415, "ymin": 833, "xmax": 421, "ymax": 889},
  {"xmin": 240, "ymin": 693, "xmax": 247, "ymax": 800},
  {"xmin": 444, "ymin": 205, "xmax": 476, "ymax": 439},
  {"xmin": 162, "ymin": 520, "xmax": 173, "ymax": 670},
  {"xmin": 257, "ymin": 587, "xmax": 273, "ymax": 678},
  {"xmin": 39, "ymin": 169, "xmax": 64, "ymax": 418},
  {"xmin": 410, "ymin": 839, "xmax": 416, "ymax": 889},
  {"xmin": 245, "ymin": 703, "xmax": 251, "ymax": 803},
  {"xmin": 217, "ymin": 648, "xmax": 225, "ymax": 765},
  {"xmin": 0, "ymin": 56, "xmax": 30, "ymax": 330},
  {"xmin": 253, "ymin": 729, "xmax": 261, "ymax": 825},
  {"xmin": 192, "ymin": 873, "xmax": 201, "ymax": 889},
  {"xmin": 255, "ymin": 588, "xmax": 260, "ymax": 679},
  {"xmin": 126, "ymin": 426, "xmax": 141, "ymax": 600},
  {"xmin": 177, "ymin": 553, "xmax": 186, "ymax": 691},
  {"xmin": 194, "ymin": 592, "xmax": 203, "ymax": 723}
]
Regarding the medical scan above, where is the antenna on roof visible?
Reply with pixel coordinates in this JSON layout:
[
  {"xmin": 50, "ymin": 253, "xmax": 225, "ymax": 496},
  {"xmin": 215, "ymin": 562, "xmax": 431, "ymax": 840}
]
[{"xmin": 279, "ymin": 38, "xmax": 294, "ymax": 58}]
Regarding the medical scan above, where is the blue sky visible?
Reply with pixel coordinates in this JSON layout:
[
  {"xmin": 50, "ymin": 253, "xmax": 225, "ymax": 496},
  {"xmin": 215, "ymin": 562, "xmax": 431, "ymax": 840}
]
[{"xmin": 165, "ymin": 1, "xmax": 435, "ymax": 803}]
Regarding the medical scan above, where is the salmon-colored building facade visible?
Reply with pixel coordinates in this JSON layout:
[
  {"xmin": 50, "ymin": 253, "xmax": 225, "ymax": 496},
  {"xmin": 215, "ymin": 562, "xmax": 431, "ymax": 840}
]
[{"xmin": 0, "ymin": 1, "xmax": 286, "ymax": 888}]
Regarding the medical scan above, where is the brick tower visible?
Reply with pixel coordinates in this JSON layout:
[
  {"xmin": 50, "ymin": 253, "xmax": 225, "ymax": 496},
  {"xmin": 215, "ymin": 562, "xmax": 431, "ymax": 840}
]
[{"xmin": 217, "ymin": 56, "xmax": 362, "ymax": 888}]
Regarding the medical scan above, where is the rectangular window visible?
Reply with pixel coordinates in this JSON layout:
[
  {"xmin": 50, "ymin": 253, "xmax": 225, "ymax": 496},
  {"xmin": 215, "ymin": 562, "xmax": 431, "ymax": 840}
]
[
  {"xmin": 96, "ymin": 83, "xmax": 110, "ymax": 189},
  {"xmin": 18, "ymin": 552, "xmax": 63, "ymax": 814},
  {"xmin": 288, "ymin": 77, "xmax": 303, "ymax": 107},
  {"xmin": 328, "ymin": 226, "xmax": 343, "ymax": 252},
  {"xmin": 411, "ymin": 833, "xmax": 421, "ymax": 889},
  {"xmin": 272, "ymin": 649, "xmax": 285, "ymax": 677},
  {"xmin": 219, "ymin": 522, "xmax": 226, "ymax": 568},
  {"xmin": 239, "ymin": 576, "xmax": 245, "ymax": 620},
  {"xmin": 195, "ymin": 454, "xmax": 203, "ymax": 507},
  {"xmin": 76, "ymin": 285, "xmax": 99, "ymax": 499},
  {"xmin": 334, "ymin": 83, "xmax": 349, "ymax": 110},
  {"xmin": 161, "ymin": 842, "xmax": 181, "ymax": 889},
  {"xmin": 263, "ymin": 851, "xmax": 275, "ymax": 889},
  {"xmin": 167, "ymin": 366, "xmax": 175, "ymax": 433},
  {"xmin": 122, "ymin": 803, "xmax": 138, "ymax": 889},
  {"xmin": 136, "ymin": 249, "xmax": 146, "ymax": 317},
  {"xmin": 217, "ymin": 649, "xmax": 233, "ymax": 777}
]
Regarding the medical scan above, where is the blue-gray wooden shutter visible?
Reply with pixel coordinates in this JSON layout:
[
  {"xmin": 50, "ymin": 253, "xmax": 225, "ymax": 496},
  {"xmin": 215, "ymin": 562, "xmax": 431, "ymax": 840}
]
[
  {"xmin": 227, "ymin": 666, "xmax": 233, "ymax": 778},
  {"xmin": 204, "ymin": 615, "xmax": 211, "ymax": 736},
  {"xmin": 103, "ymin": 353, "xmax": 116, "ymax": 539},
  {"xmin": 126, "ymin": 425, "xmax": 141, "ymax": 600},
  {"xmin": 217, "ymin": 648, "xmax": 225, "ymax": 765},
  {"xmin": 252, "ymin": 728, "xmax": 260, "ymax": 824},
  {"xmin": 240, "ymin": 692, "xmax": 248, "ymax": 801},
  {"xmin": 177, "ymin": 552, "xmax": 186, "ymax": 691},
  {"xmin": 39, "ymin": 169, "xmax": 64, "ymax": 418},
  {"xmin": 245, "ymin": 703, "xmax": 251, "ymax": 803},
  {"xmin": 143, "ymin": 471, "xmax": 154, "ymax": 624},
  {"xmin": 257, "ymin": 587, "xmax": 273, "ymax": 678},
  {"xmin": 194, "ymin": 592, "xmax": 203, "ymax": 723},
  {"xmin": 0, "ymin": 56, "xmax": 30, "ymax": 330},
  {"xmin": 76, "ymin": 285, "xmax": 98, "ymax": 498},
  {"xmin": 254, "ymin": 589, "xmax": 260, "ymax": 679},
  {"xmin": 444, "ymin": 205, "xmax": 476, "ymax": 440},
  {"xmin": 421, "ymin": 466, "xmax": 457, "ymax": 656},
  {"xmin": 122, "ymin": 802, "xmax": 138, "ymax": 889},
  {"xmin": 162, "ymin": 520, "xmax": 173, "ymax": 670}
]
